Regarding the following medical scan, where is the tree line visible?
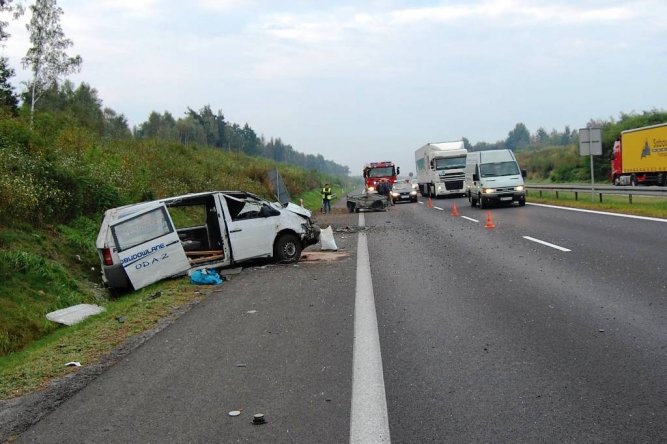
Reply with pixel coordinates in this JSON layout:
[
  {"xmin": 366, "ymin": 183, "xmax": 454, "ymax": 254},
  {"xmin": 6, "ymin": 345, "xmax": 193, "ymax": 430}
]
[{"xmin": 0, "ymin": 0, "xmax": 349, "ymax": 177}]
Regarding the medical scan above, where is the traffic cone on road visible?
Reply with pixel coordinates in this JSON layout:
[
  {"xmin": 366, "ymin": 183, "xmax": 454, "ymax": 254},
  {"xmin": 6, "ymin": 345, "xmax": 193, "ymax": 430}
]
[
  {"xmin": 427, "ymin": 197, "xmax": 433, "ymax": 208},
  {"xmin": 451, "ymin": 203, "xmax": 459, "ymax": 217},
  {"xmin": 484, "ymin": 211, "xmax": 496, "ymax": 229}
]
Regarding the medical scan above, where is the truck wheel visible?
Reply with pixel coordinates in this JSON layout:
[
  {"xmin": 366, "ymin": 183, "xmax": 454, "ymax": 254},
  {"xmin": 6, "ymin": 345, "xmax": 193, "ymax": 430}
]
[
  {"xmin": 478, "ymin": 194, "xmax": 485, "ymax": 209},
  {"xmin": 631, "ymin": 174, "xmax": 637, "ymax": 186},
  {"xmin": 429, "ymin": 184, "xmax": 435, "ymax": 198},
  {"xmin": 470, "ymin": 193, "xmax": 477, "ymax": 207},
  {"xmin": 274, "ymin": 233, "xmax": 302, "ymax": 263}
]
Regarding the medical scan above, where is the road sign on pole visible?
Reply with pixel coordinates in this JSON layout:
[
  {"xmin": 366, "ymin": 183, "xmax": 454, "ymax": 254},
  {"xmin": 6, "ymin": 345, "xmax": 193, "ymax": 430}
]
[
  {"xmin": 579, "ymin": 127, "xmax": 602, "ymax": 201},
  {"xmin": 579, "ymin": 128, "xmax": 602, "ymax": 156}
]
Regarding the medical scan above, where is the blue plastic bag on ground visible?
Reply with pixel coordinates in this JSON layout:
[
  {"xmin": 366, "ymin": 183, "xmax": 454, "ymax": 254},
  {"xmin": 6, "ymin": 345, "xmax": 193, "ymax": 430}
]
[{"xmin": 190, "ymin": 268, "xmax": 224, "ymax": 285}]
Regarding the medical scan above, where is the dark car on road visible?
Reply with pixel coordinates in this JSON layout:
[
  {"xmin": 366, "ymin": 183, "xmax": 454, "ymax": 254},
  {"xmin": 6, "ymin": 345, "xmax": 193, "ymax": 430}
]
[{"xmin": 391, "ymin": 181, "xmax": 418, "ymax": 203}]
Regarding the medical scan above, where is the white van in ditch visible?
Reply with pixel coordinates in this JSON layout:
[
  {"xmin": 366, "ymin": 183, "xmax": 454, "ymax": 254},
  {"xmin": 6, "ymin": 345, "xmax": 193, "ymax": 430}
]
[
  {"xmin": 96, "ymin": 191, "xmax": 320, "ymax": 290},
  {"xmin": 464, "ymin": 149, "xmax": 527, "ymax": 208}
]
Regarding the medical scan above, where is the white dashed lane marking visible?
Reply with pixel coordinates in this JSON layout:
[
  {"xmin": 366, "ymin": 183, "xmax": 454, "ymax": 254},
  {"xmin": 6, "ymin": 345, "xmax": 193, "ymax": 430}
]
[{"xmin": 523, "ymin": 236, "xmax": 571, "ymax": 252}]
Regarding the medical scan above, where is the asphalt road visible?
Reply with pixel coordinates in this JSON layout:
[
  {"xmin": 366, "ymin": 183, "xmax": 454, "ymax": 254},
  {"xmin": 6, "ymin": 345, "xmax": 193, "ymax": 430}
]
[{"xmin": 13, "ymin": 196, "xmax": 667, "ymax": 443}]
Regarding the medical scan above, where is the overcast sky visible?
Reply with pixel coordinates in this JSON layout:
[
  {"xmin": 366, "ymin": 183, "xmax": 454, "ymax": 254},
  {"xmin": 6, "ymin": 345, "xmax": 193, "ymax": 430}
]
[{"xmin": 3, "ymin": 0, "xmax": 666, "ymax": 176}]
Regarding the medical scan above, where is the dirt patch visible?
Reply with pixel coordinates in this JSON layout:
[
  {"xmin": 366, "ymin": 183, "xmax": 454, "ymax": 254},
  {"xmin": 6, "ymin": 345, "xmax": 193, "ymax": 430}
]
[{"xmin": 300, "ymin": 251, "xmax": 351, "ymax": 262}]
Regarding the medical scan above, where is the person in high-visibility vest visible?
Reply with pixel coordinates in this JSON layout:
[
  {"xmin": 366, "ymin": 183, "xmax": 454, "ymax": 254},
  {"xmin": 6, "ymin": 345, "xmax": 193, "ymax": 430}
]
[{"xmin": 321, "ymin": 183, "xmax": 332, "ymax": 213}]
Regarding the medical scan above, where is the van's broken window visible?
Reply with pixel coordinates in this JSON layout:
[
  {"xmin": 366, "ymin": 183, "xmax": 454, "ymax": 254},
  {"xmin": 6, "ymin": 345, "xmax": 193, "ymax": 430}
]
[
  {"xmin": 225, "ymin": 195, "xmax": 264, "ymax": 221},
  {"xmin": 112, "ymin": 207, "xmax": 173, "ymax": 252}
]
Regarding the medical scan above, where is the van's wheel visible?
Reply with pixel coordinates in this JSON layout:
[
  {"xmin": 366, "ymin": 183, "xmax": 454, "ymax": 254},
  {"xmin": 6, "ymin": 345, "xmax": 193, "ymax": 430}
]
[
  {"xmin": 478, "ymin": 194, "xmax": 485, "ymax": 209},
  {"xmin": 274, "ymin": 233, "xmax": 302, "ymax": 263}
]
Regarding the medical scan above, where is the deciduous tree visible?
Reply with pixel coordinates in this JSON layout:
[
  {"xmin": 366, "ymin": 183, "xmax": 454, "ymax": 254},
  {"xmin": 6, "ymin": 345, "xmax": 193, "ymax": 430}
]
[{"xmin": 21, "ymin": 0, "xmax": 82, "ymax": 126}]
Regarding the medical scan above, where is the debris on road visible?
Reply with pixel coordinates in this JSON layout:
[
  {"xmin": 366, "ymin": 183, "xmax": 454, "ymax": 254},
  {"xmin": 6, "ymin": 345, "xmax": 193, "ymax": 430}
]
[
  {"xmin": 190, "ymin": 268, "xmax": 224, "ymax": 285},
  {"xmin": 46, "ymin": 304, "xmax": 106, "ymax": 326},
  {"xmin": 319, "ymin": 226, "xmax": 338, "ymax": 251},
  {"xmin": 252, "ymin": 413, "xmax": 266, "ymax": 425},
  {"xmin": 228, "ymin": 410, "xmax": 241, "ymax": 417},
  {"xmin": 64, "ymin": 362, "xmax": 81, "ymax": 367}
]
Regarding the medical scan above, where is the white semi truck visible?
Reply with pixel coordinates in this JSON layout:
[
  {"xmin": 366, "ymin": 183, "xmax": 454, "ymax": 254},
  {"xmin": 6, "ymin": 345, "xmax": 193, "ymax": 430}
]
[{"xmin": 414, "ymin": 141, "xmax": 468, "ymax": 197}]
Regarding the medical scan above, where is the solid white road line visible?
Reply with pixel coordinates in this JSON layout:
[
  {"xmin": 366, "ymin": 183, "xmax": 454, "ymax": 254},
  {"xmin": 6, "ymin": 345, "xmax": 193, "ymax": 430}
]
[
  {"xmin": 350, "ymin": 214, "xmax": 390, "ymax": 443},
  {"xmin": 527, "ymin": 202, "xmax": 667, "ymax": 223},
  {"xmin": 523, "ymin": 235, "xmax": 571, "ymax": 252},
  {"xmin": 433, "ymin": 206, "xmax": 444, "ymax": 211},
  {"xmin": 461, "ymin": 216, "xmax": 479, "ymax": 223}
]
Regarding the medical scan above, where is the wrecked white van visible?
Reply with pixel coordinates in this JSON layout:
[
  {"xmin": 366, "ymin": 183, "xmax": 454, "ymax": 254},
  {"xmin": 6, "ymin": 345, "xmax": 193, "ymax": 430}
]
[{"xmin": 96, "ymin": 191, "xmax": 321, "ymax": 290}]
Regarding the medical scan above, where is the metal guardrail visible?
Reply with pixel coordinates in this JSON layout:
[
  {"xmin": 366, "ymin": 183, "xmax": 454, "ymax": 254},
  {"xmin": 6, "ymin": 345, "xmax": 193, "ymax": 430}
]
[{"xmin": 525, "ymin": 184, "xmax": 667, "ymax": 203}]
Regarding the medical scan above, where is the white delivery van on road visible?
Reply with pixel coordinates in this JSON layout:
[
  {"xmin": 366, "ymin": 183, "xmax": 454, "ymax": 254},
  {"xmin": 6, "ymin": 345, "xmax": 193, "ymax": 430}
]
[
  {"xmin": 464, "ymin": 149, "xmax": 527, "ymax": 208},
  {"xmin": 96, "ymin": 191, "xmax": 320, "ymax": 290}
]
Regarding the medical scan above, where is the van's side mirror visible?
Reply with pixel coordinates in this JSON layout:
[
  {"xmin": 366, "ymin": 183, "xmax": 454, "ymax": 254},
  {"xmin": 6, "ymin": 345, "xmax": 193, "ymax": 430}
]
[
  {"xmin": 472, "ymin": 173, "xmax": 479, "ymax": 182},
  {"xmin": 521, "ymin": 169, "xmax": 527, "ymax": 178}
]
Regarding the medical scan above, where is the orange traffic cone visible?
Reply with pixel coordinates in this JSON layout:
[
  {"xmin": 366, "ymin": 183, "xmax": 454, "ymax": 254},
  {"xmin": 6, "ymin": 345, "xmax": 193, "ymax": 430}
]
[
  {"xmin": 451, "ymin": 203, "xmax": 459, "ymax": 216},
  {"xmin": 484, "ymin": 211, "xmax": 496, "ymax": 229},
  {"xmin": 427, "ymin": 197, "xmax": 433, "ymax": 208}
]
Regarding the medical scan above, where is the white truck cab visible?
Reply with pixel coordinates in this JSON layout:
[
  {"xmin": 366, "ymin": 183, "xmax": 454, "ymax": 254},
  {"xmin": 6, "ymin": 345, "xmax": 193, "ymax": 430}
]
[
  {"xmin": 96, "ymin": 191, "xmax": 320, "ymax": 290},
  {"xmin": 464, "ymin": 149, "xmax": 527, "ymax": 208},
  {"xmin": 414, "ymin": 141, "xmax": 468, "ymax": 197}
]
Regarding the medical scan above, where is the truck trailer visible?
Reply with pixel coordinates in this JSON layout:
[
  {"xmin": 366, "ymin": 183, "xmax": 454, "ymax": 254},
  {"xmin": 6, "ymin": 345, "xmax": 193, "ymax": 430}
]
[
  {"xmin": 611, "ymin": 123, "xmax": 667, "ymax": 186},
  {"xmin": 414, "ymin": 141, "xmax": 467, "ymax": 197}
]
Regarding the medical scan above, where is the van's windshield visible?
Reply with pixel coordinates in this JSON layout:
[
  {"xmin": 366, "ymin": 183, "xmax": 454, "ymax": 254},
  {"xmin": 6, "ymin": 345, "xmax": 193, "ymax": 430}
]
[{"xmin": 479, "ymin": 161, "xmax": 519, "ymax": 177}]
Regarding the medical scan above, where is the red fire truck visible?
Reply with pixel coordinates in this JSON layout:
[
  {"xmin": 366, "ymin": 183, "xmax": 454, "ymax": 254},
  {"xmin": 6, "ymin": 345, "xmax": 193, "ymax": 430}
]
[{"xmin": 363, "ymin": 161, "xmax": 400, "ymax": 191}]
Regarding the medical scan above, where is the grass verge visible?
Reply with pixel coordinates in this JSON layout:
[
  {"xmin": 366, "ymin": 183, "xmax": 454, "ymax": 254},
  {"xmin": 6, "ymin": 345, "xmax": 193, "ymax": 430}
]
[
  {"xmin": 0, "ymin": 278, "xmax": 206, "ymax": 401},
  {"xmin": 526, "ymin": 189, "xmax": 667, "ymax": 219}
]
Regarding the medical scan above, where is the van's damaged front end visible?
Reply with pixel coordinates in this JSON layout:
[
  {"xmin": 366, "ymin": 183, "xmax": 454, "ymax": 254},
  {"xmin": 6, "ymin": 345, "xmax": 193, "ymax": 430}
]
[{"xmin": 282, "ymin": 202, "xmax": 321, "ymax": 247}]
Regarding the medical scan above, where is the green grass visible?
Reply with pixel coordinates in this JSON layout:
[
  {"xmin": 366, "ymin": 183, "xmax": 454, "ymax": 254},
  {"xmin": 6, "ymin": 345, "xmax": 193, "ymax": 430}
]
[
  {"xmin": 526, "ymin": 189, "xmax": 667, "ymax": 218},
  {"xmin": 0, "ymin": 278, "xmax": 204, "ymax": 400}
]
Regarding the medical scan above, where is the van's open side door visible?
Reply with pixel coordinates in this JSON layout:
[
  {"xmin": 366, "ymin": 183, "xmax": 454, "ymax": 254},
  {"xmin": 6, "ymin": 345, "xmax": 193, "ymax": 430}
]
[{"xmin": 110, "ymin": 203, "xmax": 190, "ymax": 290}]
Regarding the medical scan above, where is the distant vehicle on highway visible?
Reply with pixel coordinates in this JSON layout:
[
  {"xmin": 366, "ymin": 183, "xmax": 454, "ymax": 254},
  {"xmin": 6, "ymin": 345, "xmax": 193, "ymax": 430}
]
[
  {"xmin": 464, "ymin": 149, "xmax": 527, "ymax": 208},
  {"xmin": 611, "ymin": 122, "xmax": 667, "ymax": 186},
  {"xmin": 391, "ymin": 181, "xmax": 419, "ymax": 203}
]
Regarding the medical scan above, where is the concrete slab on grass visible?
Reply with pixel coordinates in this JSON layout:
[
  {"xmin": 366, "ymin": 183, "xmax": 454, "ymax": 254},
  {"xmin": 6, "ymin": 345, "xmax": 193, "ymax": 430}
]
[{"xmin": 46, "ymin": 304, "xmax": 106, "ymax": 326}]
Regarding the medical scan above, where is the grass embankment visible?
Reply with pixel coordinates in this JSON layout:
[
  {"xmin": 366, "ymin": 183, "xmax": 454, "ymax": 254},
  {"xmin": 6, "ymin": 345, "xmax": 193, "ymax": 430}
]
[
  {"xmin": 0, "ymin": 279, "xmax": 199, "ymax": 399},
  {"xmin": 526, "ymin": 189, "xmax": 667, "ymax": 219}
]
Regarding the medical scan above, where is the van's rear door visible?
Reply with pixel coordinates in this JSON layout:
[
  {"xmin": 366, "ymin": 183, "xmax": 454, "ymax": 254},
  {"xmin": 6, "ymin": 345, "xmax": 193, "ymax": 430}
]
[{"xmin": 110, "ymin": 203, "xmax": 190, "ymax": 290}]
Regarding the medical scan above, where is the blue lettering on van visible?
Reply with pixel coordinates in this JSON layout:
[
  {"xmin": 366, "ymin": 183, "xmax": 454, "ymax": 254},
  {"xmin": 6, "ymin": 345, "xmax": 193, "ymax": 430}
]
[{"xmin": 121, "ymin": 243, "xmax": 166, "ymax": 265}]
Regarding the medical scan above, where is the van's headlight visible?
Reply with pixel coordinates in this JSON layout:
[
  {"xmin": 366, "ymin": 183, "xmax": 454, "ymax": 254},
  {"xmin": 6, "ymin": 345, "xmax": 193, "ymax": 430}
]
[
  {"xmin": 515, "ymin": 185, "xmax": 524, "ymax": 191},
  {"xmin": 483, "ymin": 188, "xmax": 496, "ymax": 194}
]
